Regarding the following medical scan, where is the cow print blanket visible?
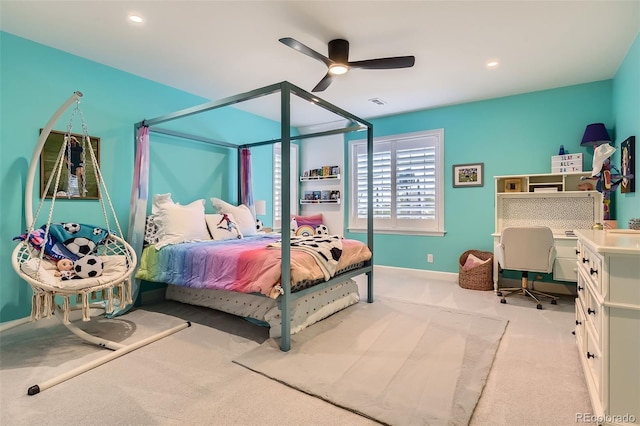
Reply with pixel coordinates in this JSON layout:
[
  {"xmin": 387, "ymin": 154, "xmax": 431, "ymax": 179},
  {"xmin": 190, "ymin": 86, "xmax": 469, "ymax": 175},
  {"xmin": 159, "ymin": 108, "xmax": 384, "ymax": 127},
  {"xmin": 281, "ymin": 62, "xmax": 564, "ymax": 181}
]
[{"xmin": 268, "ymin": 235, "xmax": 343, "ymax": 281}]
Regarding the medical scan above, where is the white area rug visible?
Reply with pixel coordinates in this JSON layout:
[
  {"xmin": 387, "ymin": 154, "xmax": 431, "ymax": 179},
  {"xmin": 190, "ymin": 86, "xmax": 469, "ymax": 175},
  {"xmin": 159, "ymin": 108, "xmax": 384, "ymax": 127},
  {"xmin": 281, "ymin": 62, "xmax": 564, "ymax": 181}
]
[{"xmin": 234, "ymin": 298, "xmax": 508, "ymax": 426}]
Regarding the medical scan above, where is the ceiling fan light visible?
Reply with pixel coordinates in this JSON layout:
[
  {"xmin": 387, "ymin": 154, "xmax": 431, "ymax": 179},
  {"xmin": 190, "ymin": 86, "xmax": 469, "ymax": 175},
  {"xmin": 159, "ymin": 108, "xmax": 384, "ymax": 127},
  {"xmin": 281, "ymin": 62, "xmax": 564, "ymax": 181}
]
[
  {"xmin": 329, "ymin": 64, "xmax": 349, "ymax": 75},
  {"xmin": 128, "ymin": 14, "xmax": 144, "ymax": 23}
]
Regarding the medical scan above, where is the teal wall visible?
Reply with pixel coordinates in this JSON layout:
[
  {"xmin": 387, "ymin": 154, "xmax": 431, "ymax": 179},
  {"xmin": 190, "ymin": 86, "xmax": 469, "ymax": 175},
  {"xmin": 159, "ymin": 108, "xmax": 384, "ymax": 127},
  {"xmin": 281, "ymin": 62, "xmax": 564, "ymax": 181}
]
[
  {"xmin": 2, "ymin": 30, "xmax": 637, "ymax": 322},
  {"xmin": 345, "ymin": 81, "xmax": 614, "ymax": 272},
  {"xmin": 0, "ymin": 32, "xmax": 279, "ymax": 322},
  {"xmin": 612, "ymin": 33, "xmax": 640, "ymax": 227}
]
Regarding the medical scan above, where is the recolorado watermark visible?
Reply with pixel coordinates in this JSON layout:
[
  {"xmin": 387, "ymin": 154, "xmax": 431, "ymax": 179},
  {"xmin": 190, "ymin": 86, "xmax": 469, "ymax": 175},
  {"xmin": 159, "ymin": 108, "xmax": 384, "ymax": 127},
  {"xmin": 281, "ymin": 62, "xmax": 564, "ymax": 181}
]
[{"xmin": 576, "ymin": 413, "xmax": 637, "ymax": 423}]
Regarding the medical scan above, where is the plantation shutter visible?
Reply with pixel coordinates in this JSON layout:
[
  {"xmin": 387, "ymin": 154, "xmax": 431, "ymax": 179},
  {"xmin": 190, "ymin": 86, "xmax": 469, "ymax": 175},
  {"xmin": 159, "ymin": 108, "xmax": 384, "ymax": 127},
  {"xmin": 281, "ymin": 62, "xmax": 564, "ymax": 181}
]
[
  {"xmin": 350, "ymin": 130, "xmax": 443, "ymax": 233},
  {"xmin": 273, "ymin": 143, "xmax": 298, "ymax": 230},
  {"xmin": 273, "ymin": 145, "xmax": 283, "ymax": 227}
]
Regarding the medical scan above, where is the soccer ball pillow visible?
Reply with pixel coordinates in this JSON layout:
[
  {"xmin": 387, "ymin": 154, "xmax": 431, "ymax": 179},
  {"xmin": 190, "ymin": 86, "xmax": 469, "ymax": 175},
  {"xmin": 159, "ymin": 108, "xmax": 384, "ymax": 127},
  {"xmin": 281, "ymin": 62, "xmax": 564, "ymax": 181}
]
[
  {"xmin": 315, "ymin": 224, "xmax": 329, "ymax": 235},
  {"xmin": 74, "ymin": 255, "xmax": 104, "ymax": 278}
]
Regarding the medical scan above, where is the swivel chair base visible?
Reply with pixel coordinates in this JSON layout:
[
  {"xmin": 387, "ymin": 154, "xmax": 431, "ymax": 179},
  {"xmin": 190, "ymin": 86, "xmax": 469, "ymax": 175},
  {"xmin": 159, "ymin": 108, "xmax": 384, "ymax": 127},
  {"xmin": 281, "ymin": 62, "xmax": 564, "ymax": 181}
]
[{"xmin": 497, "ymin": 272, "xmax": 558, "ymax": 309}]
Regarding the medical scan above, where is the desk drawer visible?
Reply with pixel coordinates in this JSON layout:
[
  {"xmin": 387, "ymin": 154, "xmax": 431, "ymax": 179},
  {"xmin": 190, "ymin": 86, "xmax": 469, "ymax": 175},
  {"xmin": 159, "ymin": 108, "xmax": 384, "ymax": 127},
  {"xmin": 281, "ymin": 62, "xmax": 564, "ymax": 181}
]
[
  {"xmin": 553, "ymin": 258, "xmax": 578, "ymax": 281},
  {"xmin": 555, "ymin": 238, "xmax": 578, "ymax": 258}
]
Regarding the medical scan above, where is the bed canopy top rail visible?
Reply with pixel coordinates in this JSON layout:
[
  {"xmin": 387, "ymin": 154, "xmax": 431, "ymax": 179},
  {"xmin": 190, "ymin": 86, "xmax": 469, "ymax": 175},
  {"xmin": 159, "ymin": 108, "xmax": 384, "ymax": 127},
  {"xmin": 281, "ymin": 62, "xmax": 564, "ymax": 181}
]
[
  {"xmin": 147, "ymin": 122, "xmax": 366, "ymax": 149},
  {"xmin": 136, "ymin": 81, "xmax": 371, "ymax": 130},
  {"xmin": 134, "ymin": 81, "xmax": 374, "ymax": 351}
]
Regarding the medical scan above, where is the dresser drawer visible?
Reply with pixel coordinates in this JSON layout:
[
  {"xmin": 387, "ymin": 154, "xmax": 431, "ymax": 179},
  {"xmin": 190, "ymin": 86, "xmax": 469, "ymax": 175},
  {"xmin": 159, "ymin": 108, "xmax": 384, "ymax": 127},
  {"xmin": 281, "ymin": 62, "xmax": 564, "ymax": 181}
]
[
  {"xmin": 578, "ymin": 244, "xmax": 602, "ymax": 293},
  {"xmin": 584, "ymin": 330, "xmax": 602, "ymax": 396},
  {"xmin": 584, "ymin": 279, "xmax": 602, "ymax": 344},
  {"xmin": 575, "ymin": 299, "xmax": 586, "ymax": 352}
]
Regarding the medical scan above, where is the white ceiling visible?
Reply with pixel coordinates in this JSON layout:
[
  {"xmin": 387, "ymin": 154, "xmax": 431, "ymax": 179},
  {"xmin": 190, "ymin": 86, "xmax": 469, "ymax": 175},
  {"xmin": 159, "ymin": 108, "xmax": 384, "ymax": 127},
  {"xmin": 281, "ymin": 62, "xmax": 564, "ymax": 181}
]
[{"xmin": 1, "ymin": 1, "xmax": 639, "ymax": 128}]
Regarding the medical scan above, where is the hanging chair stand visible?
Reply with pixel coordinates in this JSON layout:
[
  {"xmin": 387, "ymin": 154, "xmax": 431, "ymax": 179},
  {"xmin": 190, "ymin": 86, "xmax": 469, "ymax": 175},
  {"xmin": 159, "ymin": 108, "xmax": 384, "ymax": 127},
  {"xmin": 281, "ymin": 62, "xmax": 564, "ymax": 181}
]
[{"xmin": 7, "ymin": 91, "xmax": 190, "ymax": 395}]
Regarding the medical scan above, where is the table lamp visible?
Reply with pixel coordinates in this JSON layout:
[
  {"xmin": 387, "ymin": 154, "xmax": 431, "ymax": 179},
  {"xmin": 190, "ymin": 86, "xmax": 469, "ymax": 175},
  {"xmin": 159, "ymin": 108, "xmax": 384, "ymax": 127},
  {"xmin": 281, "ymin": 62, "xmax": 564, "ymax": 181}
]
[{"xmin": 580, "ymin": 123, "xmax": 611, "ymax": 146}]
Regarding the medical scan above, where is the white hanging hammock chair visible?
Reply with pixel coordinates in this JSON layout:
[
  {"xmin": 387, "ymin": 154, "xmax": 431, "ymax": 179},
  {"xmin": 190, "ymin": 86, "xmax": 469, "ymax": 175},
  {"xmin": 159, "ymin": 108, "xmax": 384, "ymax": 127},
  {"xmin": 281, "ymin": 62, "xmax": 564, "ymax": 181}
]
[
  {"xmin": 12, "ymin": 91, "xmax": 136, "ymax": 322},
  {"xmin": 7, "ymin": 91, "xmax": 189, "ymax": 395}
]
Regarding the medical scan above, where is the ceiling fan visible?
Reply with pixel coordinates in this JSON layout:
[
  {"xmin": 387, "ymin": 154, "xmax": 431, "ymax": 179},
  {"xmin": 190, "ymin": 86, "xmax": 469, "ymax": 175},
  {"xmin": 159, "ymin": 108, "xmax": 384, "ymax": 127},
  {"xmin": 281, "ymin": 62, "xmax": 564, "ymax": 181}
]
[{"xmin": 279, "ymin": 37, "xmax": 416, "ymax": 92}]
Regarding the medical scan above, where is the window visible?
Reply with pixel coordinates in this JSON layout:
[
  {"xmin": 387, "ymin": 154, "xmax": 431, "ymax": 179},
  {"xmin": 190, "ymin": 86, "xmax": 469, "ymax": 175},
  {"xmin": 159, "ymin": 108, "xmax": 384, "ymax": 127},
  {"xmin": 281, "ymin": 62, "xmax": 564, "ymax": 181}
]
[
  {"xmin": 349, "ymin": 129, "xmax": 444, "ymax": 235},
  {"xmin": 273, "ymin": 143, "xmax": 298, "ymax": 230}
]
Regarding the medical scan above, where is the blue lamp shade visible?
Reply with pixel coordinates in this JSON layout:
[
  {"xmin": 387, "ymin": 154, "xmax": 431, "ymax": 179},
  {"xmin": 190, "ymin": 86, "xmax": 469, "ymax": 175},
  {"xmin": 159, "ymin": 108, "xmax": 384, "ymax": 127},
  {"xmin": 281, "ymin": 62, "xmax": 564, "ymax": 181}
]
[{"xmin": 581, "ymin": 123, "xmax": 611, "ymax": 146}]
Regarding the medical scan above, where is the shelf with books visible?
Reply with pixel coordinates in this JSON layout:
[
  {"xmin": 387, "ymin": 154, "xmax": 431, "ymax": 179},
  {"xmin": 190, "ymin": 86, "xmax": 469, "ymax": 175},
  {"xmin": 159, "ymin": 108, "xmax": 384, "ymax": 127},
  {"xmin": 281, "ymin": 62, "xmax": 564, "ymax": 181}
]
[
  {"xmin": 300, "ymin": 174, "xmax": 341, "ymax": 182},
  {"xmin": 301, "ymin": 189, "xmax": 341, "ymax": 203},
  {"xmin": 300, "ymin": 199, "xmax": 341, "ymax": 205},
  {"xmin": 301, "ymin": 165, "xmax": 341, "ymax": 180}
]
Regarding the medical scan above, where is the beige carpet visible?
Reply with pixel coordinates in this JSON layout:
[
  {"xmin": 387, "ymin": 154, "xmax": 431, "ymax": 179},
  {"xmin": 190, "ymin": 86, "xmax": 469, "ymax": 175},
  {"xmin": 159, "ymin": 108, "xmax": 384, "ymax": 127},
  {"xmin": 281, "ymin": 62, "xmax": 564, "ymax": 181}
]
[{"xmin": 234, "ymin": 297, "xmax": 508, "ymax": 426}]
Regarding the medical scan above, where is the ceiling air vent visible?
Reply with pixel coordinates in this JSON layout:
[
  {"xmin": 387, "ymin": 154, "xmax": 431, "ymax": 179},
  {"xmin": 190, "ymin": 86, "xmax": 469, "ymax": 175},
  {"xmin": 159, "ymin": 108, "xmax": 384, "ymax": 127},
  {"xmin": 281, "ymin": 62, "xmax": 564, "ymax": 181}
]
[{"xmin": 368, "ymin": 98, "xmax": 386, "ymax": 106}]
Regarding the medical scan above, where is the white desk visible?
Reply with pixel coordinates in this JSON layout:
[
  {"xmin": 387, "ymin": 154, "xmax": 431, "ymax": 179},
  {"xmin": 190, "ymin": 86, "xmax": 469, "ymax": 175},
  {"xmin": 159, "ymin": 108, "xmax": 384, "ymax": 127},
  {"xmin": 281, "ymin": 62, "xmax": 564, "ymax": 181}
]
[{"xmin": 492, "ymin": 232, "xmax": 579, "ymax": 291}]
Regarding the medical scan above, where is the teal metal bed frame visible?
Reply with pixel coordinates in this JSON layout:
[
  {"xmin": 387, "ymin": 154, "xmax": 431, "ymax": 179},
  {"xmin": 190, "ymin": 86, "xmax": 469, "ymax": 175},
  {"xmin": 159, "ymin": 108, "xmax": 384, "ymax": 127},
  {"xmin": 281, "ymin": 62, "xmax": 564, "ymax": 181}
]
[{"xmin": 133, "ymin": 81, "xmax": 373, "ymax": 351}]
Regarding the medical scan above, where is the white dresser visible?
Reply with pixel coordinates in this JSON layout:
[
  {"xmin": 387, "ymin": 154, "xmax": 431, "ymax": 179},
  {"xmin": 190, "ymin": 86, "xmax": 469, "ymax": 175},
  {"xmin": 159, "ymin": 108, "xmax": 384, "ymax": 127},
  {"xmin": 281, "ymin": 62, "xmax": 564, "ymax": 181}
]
[{"xmin": 574, "ymin": 230, "xmax": 640, "ymax": 425}]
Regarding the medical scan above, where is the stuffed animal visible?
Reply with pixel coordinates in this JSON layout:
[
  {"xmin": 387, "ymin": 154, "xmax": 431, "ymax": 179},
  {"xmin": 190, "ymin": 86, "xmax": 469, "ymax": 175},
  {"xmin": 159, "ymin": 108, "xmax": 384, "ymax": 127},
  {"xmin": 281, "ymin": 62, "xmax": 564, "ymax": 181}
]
[{"xmin": 54, "ymin": 258, "xmax": 76, "ymax": 280}]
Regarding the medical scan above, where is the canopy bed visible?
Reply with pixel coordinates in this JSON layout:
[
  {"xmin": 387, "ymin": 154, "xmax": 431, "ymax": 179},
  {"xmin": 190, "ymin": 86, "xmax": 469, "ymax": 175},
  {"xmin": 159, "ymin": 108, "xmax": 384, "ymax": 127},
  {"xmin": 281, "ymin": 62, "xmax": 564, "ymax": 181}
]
[{"xmin": 131, "ymin": 81, "xmax": 374, "ymax": 351}]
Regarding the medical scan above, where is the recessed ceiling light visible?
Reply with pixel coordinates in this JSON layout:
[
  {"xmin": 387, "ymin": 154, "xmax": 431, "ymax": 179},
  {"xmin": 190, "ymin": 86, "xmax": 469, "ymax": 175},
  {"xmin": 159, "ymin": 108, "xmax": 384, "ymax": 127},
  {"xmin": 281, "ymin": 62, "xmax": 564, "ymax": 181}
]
[
  {"xmin": 128, "ymin": 14, "xmax": 144, "ymax": 24},
  {"xmin": 486, "ymin": 60, "xmax": 499, "ymax": 69}
]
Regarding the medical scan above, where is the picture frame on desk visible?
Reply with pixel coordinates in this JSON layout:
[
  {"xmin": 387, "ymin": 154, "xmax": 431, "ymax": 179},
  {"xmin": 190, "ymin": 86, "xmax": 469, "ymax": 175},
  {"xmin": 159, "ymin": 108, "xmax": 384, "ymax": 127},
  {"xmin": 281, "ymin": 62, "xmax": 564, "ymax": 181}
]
[
  {"xmin": 504, "ymin": 178, "xmax": 522, "ymax": 192},
  {"xmin": 453, "ymin": 163, "xmax": 484, "ymax": 187}
]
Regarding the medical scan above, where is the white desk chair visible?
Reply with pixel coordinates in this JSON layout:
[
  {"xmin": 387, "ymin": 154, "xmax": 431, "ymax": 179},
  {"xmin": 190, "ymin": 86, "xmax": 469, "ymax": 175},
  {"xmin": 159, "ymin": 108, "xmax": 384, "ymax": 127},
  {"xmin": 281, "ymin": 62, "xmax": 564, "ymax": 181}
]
[{"xmin": 495, "ymin": 226, "xmax": 559, "ymax": 309}]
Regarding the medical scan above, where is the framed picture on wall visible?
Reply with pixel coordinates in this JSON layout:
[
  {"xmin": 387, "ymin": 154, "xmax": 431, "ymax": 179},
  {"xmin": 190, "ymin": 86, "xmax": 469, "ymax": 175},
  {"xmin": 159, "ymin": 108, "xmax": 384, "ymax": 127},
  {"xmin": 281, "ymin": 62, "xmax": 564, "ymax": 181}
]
[
  {"xmin": 453, "ymin": 163, "xmax": 484, "ymax": 187},
  {"xmin": 39, "ymin": 129, "xmax": 101, "ymax": 199},
  {"xmin": 620, "ymin": 136, "xmax": 635, "ymax": 193}
]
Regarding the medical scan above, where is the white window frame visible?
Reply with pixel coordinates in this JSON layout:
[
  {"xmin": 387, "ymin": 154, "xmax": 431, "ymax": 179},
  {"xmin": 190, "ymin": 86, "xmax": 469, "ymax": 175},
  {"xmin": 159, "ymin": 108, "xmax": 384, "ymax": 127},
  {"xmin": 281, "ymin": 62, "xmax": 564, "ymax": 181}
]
[
  {"xmin": 349, "ymin": 129, "xmax": 445, "ymax": 236},
  {"xmin": 273, "ymin": 143, "xmax": 298, "ymax": 230}
]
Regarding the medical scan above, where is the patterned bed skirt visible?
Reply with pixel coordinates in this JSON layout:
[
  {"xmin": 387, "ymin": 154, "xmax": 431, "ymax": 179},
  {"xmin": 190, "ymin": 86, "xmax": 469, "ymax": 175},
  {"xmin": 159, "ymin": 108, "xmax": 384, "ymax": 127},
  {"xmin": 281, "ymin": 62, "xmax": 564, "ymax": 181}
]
[{"xmin": 165, "ymin": 279, "xmax": 360, "ymax": 337}]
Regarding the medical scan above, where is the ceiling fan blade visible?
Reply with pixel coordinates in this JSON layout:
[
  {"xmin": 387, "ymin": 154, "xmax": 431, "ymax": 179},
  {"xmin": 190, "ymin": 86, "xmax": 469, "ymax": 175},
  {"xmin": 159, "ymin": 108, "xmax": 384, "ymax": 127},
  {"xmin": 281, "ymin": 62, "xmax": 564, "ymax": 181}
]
[
  {"xmin": 348, "ymin": 56, "xmax": 416, "ymax": 70},
  {"xmin": 312, "ymin": 73, "xmax": 334, "ymax": 92},
  {"xmin": 279, "ymin": 37, "xmax": 333, "ymax": 67}
]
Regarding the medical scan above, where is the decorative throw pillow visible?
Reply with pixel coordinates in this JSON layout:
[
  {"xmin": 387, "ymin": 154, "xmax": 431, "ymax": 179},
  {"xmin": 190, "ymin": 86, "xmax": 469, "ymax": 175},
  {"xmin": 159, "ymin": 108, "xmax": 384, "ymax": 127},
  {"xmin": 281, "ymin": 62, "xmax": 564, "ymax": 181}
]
[
  {"xmin": 463, "ymin": 253, "xmax": 490, "ymax": 270},
  {"xmin": 144, "ymin": 215, "xmax": 160, "ymax": 246},
  {"xmin": 205, "ymin": 213, "xmax": 243, "ymax": 240},
  {"xmin": 154, "ymin": 199, "xmax": 211, "ymax": 249},
  {"xmin": 295, "ymin": 225, "xmax": 316, "ymax": 237},
  {"xmin": 315, "ymin": 224, "xmax": 329, "ymax": 235},
  {"xmin": 291, "ymin": 214, "xmax": 324, "ymax": 228},
  {"xmin": 210, "ymin": 197, "xmax": 257, "ymax": 236},
  {"xmin": 152, "ymin": 193, "xmax": 174, "ymax": 214},
  {"xmin": 290, "ymin": 214, "xmax": 330, "ymax": 236}
]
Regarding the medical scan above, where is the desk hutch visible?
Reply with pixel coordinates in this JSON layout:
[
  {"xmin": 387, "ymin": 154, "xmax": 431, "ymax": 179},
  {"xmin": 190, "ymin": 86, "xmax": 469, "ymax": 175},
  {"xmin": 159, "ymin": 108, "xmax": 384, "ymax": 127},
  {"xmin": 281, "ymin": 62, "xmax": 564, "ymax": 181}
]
[{"xmin": 492, "ymin": 172, "xmax": 603, "ymax": 290}]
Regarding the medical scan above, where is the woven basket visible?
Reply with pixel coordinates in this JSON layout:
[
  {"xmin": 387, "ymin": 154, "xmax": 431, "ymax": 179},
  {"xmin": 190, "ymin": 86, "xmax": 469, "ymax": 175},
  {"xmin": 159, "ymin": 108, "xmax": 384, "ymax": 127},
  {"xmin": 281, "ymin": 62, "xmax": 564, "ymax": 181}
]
[{"xmin": 458, "ymin": 250, "xmax": 494, "ymax": 291}]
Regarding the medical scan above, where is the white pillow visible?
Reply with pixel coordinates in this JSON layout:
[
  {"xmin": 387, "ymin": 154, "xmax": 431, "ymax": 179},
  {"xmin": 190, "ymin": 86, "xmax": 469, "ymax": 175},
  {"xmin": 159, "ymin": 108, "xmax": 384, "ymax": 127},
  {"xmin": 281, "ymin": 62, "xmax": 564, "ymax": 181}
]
[
  {"xmin": 155, "ymin": 199, "xmax": 211, "ymax": 249},
  {"xmin": 152, "ymin": 193, "xmax": 174, "ymax": 214},
  {"xmin": 205, "ymin": 213, "xmax": 243, "ymax": 240},
  {"xmin": 210, "ymin": 198, "xmax": 257, "ymax": 236}
]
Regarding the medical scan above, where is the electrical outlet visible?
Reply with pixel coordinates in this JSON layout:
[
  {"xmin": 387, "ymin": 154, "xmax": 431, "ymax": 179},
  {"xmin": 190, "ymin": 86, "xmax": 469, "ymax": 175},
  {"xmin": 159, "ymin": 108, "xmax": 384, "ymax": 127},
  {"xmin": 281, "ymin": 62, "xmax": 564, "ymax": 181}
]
[{"xmin": 427, "ymin": 254, "xmax": 433, "ymax": 263}]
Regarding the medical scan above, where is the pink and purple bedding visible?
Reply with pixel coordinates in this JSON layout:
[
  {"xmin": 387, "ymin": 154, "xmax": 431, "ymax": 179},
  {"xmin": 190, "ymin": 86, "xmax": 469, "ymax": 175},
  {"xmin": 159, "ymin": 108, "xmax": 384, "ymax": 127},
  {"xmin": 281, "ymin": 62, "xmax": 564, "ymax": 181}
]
[{"xmin": 136, "ymin": 234, "xmax": 371, "ymax": 299}]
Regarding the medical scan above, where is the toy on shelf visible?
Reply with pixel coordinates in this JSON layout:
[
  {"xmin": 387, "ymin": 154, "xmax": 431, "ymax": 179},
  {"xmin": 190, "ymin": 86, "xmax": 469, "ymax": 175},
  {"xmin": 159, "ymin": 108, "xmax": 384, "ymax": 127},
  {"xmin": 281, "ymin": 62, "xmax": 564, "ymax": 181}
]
[{"xmin": 581, "ymin": 143, "xmax": 634, "ymax": 219}]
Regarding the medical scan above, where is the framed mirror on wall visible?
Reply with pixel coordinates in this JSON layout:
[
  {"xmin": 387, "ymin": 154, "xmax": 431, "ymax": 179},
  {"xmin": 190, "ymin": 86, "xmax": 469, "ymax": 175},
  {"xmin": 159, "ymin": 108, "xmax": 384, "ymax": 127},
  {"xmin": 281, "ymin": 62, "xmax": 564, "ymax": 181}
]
[{"xmin": 39, "ymin": 129, "xmax": 100, "ymax": 199}]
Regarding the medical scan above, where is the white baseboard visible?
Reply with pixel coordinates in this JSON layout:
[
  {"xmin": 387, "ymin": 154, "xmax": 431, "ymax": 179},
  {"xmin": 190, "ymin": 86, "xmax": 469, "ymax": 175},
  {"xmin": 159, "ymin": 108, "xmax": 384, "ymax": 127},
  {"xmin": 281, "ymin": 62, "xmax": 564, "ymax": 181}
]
[
  {"xmin": 372, "ymin": 265, "xmax": 576, "ymax": 296},
  {"xmin": 374, "ymin": 265, "xmax": 459, "ymax": 283}
]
